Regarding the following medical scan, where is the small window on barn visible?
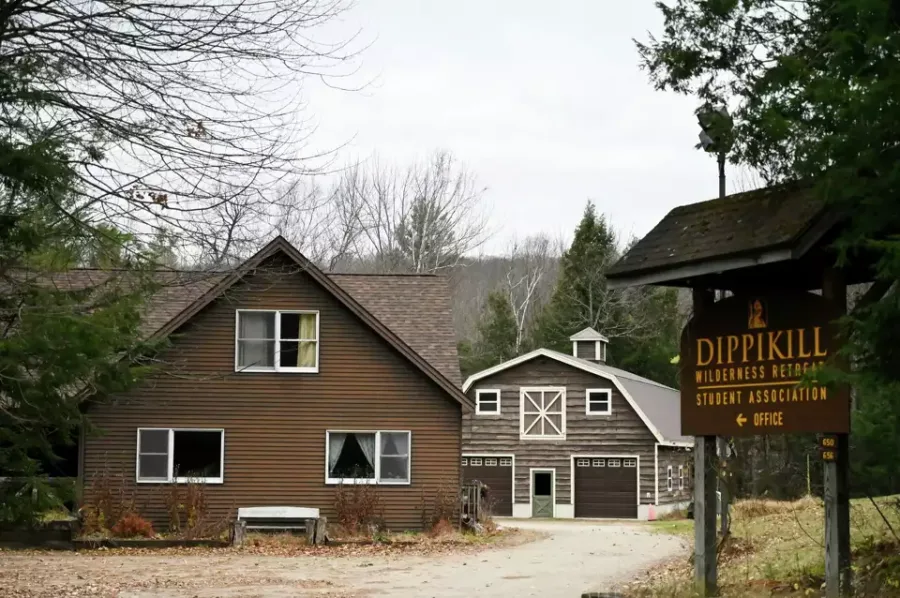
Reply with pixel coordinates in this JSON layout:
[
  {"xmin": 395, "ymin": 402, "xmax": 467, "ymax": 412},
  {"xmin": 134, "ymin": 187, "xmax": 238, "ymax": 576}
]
[
  {"xmin": 577, "ymin": 458, "xmax": 590, "ymax": 467},
  {"xmin": 484, "ymin": 458, "xmax": 498, "ymax": 466},
  {"xmin": 678, "ymin": 465, "xmax": 685, "ymax": 490},
  {"xmin": 623, "ymin": 458, "xmax": 637, "ymax": 468},
  {"xmin": 136, "ymin": 429, "xmax": 224, "ymax": 484},
  {"xmin": 475, "ymin": 389, "xmax": 501, "ymax": 415},
  {"xmin": 608, "ymin": 459, "xmax": 621, "ymax": 468},
  {"xmin": 666, "ymin": 466, "xmax": 674, "ymax": 491},
  {"xmin": 326, "ymin": 431, "xmax": 410, "ymax": 484},
  {"xmin": 499, "ymin": 458, "xmax": 512, "ymax": 466},
  {"xmin": 594, "ymin": 459, "xmax": 605, "ymax": 467},
  {"xmin": 585, "ymin": 389, "xmax": 612, "ymax": 415},
  {"xmin": 461, "ymin": 458, "xmax": 468, "ymax": 466},
  {"xmin": 236, "ymin": 310, "xmax": 318, "ymax": 372},
  {"xmin": 470, "ymin": 457, "xmax": 482, "ymax": 466}
]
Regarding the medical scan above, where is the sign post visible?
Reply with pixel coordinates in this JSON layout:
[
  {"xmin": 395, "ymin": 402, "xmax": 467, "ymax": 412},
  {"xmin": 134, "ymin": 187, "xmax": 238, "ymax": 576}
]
[
  {"xmin": 680, "ymin": 289, "xmax": 851, "ymax": 598},
  {"xmin": 822, "ymin": 268, "xmax": 850, "ymax": 598}
]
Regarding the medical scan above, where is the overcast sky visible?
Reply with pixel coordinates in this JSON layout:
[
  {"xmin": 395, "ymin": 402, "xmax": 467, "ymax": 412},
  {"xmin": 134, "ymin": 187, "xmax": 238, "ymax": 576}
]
[{"xmin": 304, "ymin": 1, "xmax": 738, "ymax": 253}]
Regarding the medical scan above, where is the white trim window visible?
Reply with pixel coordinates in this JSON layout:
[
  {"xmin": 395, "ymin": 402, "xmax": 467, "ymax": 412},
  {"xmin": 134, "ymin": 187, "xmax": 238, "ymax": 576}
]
[
  {"xmin": 499, "ymin": 457, "xmax": 512, "ymax": 466},
  {"xmin": 577, "ymin": 458, "xmax": 590, "ymax": 467},
  {"xmin": 461, "ymin": 457, "xmax": 468, "ymax": 466},
  {"xmin": 520, "ymin": 387, "xmax": 566, "ymax": 439},
  {"xmin": 592, "ymin": 458, "xmax": 605, "ymax": 467},
  {"xmin": 136, "ymin": 428, "xmax": 224, "ymax": 484},
  {"xmin": 470, "ymin": 457, "xmax": 482, "ymax": 466},
  {"xmin": 667, "ymin": 465, "xmax": 674, "ymax": 491},
  {"xmin": 679, "ymin": 465, "xmax": 685, "ymax": 490},
  {"xmin": 624, "ymin": 458, "xmax": 637, "ymax": 468},
  {"xmin": 585, "ymin": 389, "xmax": 612, "ymax": 415},
  {"xmin": 475, "ymin": 389, "xmax": 501, "ymax": 415},
  {"xmin": 235, "ymin": 310, "xmax": 319, "ymax": 372},
  {"xmin": 608, "ymin": 459, "xmax": 622, "ymax": 467},
  {"xmin": 325, "ymin": 431, "xmax": 410, "ymax": 485}
]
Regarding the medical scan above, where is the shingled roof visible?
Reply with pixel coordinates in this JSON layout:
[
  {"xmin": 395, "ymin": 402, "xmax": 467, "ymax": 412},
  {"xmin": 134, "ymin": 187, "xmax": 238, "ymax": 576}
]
[
  {"xmin": 41, "ymin": 238, "xmax": 464, "ymax": 395},
  {"xmin": 607, "ymin": 184, "xmax": 837, "ymax": 286}
]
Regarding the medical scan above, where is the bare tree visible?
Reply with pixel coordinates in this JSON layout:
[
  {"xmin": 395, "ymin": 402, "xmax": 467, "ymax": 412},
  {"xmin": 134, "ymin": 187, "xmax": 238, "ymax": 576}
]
[
  {"xmin": 330, "ymin": 151, "xmax": 490, "ymax": 273},
  {"xmin": 2, "ymin": 0, "xmax": 363, "ymax": 251},
  {"xmin": 503, "ymin": 235, "xmax": 560, "ymax": 351}
]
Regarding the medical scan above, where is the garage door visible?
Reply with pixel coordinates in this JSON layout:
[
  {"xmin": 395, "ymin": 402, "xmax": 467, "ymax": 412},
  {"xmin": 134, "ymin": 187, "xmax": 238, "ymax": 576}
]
[
  {"xmin": 573, "ymin": 457, "xmax": 638, "ymax": 519},
  {"xmin": 462, "ymin": 456, "xmax": 513, "ymax": 517}
]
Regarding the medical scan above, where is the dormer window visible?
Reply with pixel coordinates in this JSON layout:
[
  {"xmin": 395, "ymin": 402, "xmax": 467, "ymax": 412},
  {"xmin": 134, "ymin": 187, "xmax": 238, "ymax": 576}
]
[{"xmin": 235, "ymin": 310, "xmax": 319, "ymax": 372}]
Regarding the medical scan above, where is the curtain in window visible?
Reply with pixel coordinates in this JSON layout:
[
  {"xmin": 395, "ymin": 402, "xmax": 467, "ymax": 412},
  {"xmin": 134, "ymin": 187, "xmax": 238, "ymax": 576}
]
[
  {"xmin": 239, "ymin": 312, "xmax": 275, "ymax": 367},
  {"xmin": 297, "ymin": 313, "xmax": 316, "ymax": 367},
  {"xmin": 328, "ymin": 433, "xmax": 347, "ymax": 475},
  {"xmin": 357, "ymin": 433, "xmax": 376, "ymax": 468}
]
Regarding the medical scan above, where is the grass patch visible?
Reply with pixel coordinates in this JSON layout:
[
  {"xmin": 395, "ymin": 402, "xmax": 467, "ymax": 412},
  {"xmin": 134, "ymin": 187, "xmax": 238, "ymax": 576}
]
[
  {"xmin": 649, "ymin": 519, "xmax": 693, "ymax": 537},
  {"xmin": 631, "ymin": 495, "xmax": 900, "ymax": 597}
]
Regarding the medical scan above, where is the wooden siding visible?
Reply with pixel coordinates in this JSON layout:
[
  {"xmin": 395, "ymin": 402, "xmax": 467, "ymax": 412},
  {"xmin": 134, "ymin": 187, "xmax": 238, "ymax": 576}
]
[
  {"xmin": 462, "ymin": 356, "xmax": 658, "ymax": 506},
  {"xmin": 83, "ymin": 255, "xmax": 461, "ymax": 531},
  {"xmin": 658, "ymin": 446, "xmax": 693, "ymax": 506},
  {"xmin": 574, "ymin": 341, "xmax": 596, "ymax": 361}
]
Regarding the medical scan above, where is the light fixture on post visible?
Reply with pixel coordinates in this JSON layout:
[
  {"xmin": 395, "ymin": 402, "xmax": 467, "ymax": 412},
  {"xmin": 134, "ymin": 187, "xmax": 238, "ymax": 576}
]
[{"xmin": 695, "ymin": 103, "xmax": 734, "ymax": 200}]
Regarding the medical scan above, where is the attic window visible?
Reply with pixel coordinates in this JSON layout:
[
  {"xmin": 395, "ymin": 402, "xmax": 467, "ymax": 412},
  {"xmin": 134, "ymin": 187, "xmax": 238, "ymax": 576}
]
[
  {"xmin": 586, "ymin": 389, "xmax": 612, "ymax": 415},
  {"xmin": 236, "ymin": 310, "xmax": 318, "ymax": 372},
  {"xmin": 475, "ymin": 389, "xmax": 500, "ymax": 415}
]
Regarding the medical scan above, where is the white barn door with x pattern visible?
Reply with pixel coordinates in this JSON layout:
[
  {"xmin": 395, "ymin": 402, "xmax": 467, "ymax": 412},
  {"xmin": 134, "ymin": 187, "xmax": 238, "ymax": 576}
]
[{"xmin": 520, "ymin": 387, "xmax": 566, "ymax": 439}]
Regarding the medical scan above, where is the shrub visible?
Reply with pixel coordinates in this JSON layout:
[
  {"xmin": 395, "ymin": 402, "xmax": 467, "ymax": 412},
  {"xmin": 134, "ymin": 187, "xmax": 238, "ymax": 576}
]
[
  {"xmin": 334, "ymin": 481, "xmax": 381, "ymax": 535},
  {"xmin": 163, "ymin": 476, "xmax": 228, "ymax": 539},
  {"xmin": 111, "ymin": 513, "xmax": 154, "ymax": 538},
  {"xmin": 80, "ymin": 464, "xmax": 135, "ymax": 536},
  {"xmin": 430, "ymin": 518, "xmax": 455, "ymax": 537}
]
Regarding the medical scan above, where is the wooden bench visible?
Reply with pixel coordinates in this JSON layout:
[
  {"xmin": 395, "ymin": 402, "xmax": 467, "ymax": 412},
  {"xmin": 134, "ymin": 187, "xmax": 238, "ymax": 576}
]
[{"xmin": 233, "ymin": 506, "xmax": 326, "ymax": 545}]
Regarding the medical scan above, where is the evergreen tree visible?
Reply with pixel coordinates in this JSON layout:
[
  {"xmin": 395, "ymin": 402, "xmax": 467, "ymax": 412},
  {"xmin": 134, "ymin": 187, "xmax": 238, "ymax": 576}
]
[
  {"xmin": 639, "ymin": 0, "xmax": 900, "ymax": 496},
  {"xmin": 532, "ymin": 202, "xmax": 682, "ymax": 385},
  {"xmin": 460, "ymin": 290, "xmax": 518, "ymax": 378}
]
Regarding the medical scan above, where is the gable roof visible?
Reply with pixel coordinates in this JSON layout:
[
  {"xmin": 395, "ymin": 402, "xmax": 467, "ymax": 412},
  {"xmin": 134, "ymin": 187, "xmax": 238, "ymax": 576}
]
[
  {"xmin": 49, "ymin": 237, "xmax": 468, "ymax": 407},
  {"xmin": 462, "ymin": 348, "xmax": 690, "ymax": 445},
  {"xmin": 606, "ymin": 183, "xmax": 839, "ymax": 287},
  {"xmin": 569, "ymin": 327, "xmax": 609, "ymax": 342}
]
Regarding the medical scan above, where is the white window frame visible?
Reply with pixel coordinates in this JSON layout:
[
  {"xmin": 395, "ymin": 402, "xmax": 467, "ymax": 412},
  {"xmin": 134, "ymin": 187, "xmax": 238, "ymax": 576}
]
[
  {"xmin": 679, "ymin": 465, "xmax": 685, "ymax": 490},
  {"xmin": 519, "ymin": 386, "xmax": 566, "ymax": 440},
  {"xmin": 585, "ymin": 388, "xmax": 612, "ymax": 415},
  {"xmin": 592, "ymin": 458, "xmax": 605, "ymax": 467},
  {"xmin": 624, "ymin": 458, "xmax": 637, "ymax": 468},
  {"xmin": 576, "ymin": 458, "xmax": 590, "ymax": 467},
  {"xmin": 499, "ymin": 457, "xmax": 512, "ymax": 467},
  {"xmin": 608, "ymin": 459, "xmax": 622, "ymax": 467},
  {"xmin": 234, "ymin": 309, "xmax": 320, "ymax": 373},
  {"xmin": 469, "ymin": 457, "xmax": 482, "ymax": 466},
  {"xmin": 667, "ymin": 465, "xmax": 674, "ymax": 491},
  {"xmin": 475, "ymin": 389, "xmax": 501, "ymax": 415},
  {"xmin": 461, "ymin": 457, "xmax": 468, "ymax": 466},
  {"xmin": 136, "ymin": 428, "xmax": 225, "ymax": 484},
  {"xmin": 324, "ymin": 430, "xmax": 411, "ymax": 486}
]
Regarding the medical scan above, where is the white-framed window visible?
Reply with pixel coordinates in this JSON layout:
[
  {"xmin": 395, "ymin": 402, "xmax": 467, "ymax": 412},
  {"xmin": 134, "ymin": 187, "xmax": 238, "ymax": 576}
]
[
  {"xmin": 485, "ymin": 458, "xmax": 498, "ymax": 466},
  {"xmin": 577, "ymin": 458, "xmax": 590, "ymax": 467},
  {"xmin": 499, "ymin": 457, "xmax": 512, "ymax": 466},
  {"xmin": 520, "ymin": 387, "xmax": 566, "ymax": 439},
  {"xmin": 475, "ymin": 389, "xmax": 501, "ymax": 415},
  {"xmin": 325, "ymin": 431, "xmax": 410, "ymax": 485},
  {"xmin": 592, "ymin": 458, "xmax": 605, "ymax": 467},
  {"xmin": 585, "ymin": 389, "xmax": 612, "ymax": 415},
  {"xmin": 470, "ymin": 457, "xmax": 482, "ymax": 466},
  {"xmin": 679, "ymin": 465, "xmax": 685, "ymax": 490},
  {"xmin": 235, "ymin": 310, "xmax": 319, "ymax": 373},
  {"xmin": 461, "ymin": 457, "xmax": 468, "ymax": 466},
  {"xmin": 136, "ymin": 428, "xmax": 224, "ymax": 484},
  {"xmin": 623, "ymin": 458, "xmax": 637, "ymax": 468},
  {"xmin": 608, "ymin": 459, "xmax": 621, "ymax": 468},
  {"xmin": 666, "ymin": 465, "xmax": 674, "ymax": 491}
]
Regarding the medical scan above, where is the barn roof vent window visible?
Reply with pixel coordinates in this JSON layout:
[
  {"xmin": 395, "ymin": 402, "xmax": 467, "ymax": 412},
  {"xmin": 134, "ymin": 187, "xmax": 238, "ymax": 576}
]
[{"xmin": 569, "ymin": 327, "xmax": 608, "ymax": 364}]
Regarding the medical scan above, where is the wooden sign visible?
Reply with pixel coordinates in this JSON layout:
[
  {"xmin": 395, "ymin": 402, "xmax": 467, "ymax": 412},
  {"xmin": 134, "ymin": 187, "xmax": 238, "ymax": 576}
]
[{"xmin": 680, "ymin": 292, "xmax": 850, "ymax": 437}]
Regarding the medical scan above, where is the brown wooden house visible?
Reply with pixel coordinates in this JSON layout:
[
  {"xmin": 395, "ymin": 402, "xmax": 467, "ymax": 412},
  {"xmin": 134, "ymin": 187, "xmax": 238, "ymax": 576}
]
[
  {"xmin": 79, "ymin": 237, "xmax": 470, "ymax": 530},
  {"xmin": 462, "ymin": 328, "xmax": 691, "ymax": 520}
]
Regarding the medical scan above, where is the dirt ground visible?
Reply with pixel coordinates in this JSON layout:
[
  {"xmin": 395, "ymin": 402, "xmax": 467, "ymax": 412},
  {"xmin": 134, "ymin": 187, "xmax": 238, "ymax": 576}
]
[{"xmin": 0, "ymin": 520, "xmax": 687, "ymax": 598}]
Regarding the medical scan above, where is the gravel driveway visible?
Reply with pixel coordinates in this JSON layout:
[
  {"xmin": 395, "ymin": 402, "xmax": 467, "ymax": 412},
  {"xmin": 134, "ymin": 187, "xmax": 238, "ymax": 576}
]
[{"xmin": 0, "ymin": 520, "xmax": 686, "ymax": 598}]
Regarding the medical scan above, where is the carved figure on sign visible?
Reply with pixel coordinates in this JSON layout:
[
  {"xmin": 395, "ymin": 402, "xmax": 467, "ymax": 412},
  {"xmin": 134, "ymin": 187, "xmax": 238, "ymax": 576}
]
[{"xmin": 748, "ymin": 299, "xmax": 767, "ymax": 329}]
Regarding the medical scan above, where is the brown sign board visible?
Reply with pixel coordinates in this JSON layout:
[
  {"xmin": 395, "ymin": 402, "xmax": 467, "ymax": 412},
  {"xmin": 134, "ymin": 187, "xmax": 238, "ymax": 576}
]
[{"xmin": 680, "ymin": 292, "xmax": 850, "ymax": 437}]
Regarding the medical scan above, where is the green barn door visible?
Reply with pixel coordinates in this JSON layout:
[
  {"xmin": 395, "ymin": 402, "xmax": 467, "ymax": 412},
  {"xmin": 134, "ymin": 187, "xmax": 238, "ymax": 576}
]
[{"xmin": 531, "ymin": 471, "xmax": 554, "ymax": 518}]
